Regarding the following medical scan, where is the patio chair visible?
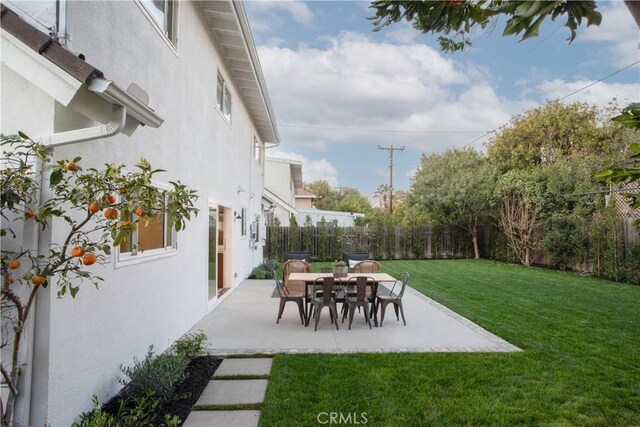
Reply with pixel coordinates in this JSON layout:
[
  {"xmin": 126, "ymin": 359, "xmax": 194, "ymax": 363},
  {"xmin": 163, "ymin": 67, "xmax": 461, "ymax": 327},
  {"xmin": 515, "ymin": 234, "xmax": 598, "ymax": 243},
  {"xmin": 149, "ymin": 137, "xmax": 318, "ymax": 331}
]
[
  {"xmin": 310, "ymin": 276, "xmax": 340, "ymax": 331},
  {"xmin": 341, "ymin": 276, "xmax": 372, "ymax": 330},
  {"xmin": 283, "ymin": 259, "xmax": 311, "ymax": 296},
  {"xmin": 378, "ymin": 272, "xmax": 409, "ymax": 326},
  {"xmin": 274, "ymin": 274, "xmax": 305, "ymax": 325},
  {"xmin": 353, "ymin": 260, "xmax": 381, "ymax": 274}
]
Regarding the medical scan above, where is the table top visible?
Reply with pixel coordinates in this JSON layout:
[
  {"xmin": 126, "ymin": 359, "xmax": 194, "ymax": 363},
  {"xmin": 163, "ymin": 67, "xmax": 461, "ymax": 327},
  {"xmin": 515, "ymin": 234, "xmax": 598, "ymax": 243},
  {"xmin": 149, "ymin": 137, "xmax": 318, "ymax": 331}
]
[{"xmin": 288, "ymin": 272, "xmax": 397, "ymax": 282}]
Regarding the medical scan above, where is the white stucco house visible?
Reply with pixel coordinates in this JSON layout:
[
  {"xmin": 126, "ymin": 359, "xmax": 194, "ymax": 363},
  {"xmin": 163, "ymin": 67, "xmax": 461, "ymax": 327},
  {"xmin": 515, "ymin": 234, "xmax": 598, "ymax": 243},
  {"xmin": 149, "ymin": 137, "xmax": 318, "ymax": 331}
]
[
  {"xmin": 263, "ymin": 157, "xmax": 364, "ymax": 227},
  {"xmin": 1, "ymin": 0, "xmax": 278, "ymax": 424}
]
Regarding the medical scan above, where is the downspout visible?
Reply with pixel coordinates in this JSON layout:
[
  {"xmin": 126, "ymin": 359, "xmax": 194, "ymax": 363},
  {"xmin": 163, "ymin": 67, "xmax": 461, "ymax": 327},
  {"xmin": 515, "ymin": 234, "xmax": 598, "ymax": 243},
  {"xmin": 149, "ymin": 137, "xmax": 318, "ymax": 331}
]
[
  {"xmin": 34, "ymin": 105, "xmax": 126, "ymax": 148},
  {"xmin": 18, "ymin": 104, "xmax": 126, "ymax": 427}
]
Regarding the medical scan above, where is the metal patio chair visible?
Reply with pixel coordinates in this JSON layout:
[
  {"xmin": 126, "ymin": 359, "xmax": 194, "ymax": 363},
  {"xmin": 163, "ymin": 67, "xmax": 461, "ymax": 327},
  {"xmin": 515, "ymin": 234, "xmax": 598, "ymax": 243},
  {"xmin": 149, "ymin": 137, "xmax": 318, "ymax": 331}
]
[
  {"xmin": 378, "ymin": 272, "xmax": 409, "ymax": 326},
  {"xmin": 342, "ymin": 276, "xmax": 372, "ymax": 330},
  {"xmin": 309, "ymin": 276, "xmax": 340, "ymax": 331}
]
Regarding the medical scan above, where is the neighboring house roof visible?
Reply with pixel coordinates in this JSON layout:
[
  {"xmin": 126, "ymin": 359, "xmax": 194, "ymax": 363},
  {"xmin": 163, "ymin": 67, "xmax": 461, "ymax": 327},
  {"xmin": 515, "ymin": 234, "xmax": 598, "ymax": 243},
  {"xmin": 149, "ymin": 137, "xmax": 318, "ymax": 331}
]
[
  {"xmin": 263, "ymin": 189, "xmax": 297, "ymax": 215},
  {"xmin": 265, "ymin": 156, "xmax": 303, "ymax": 189},
  {"xmin": 295, "ymin": 188, "xmax": 316, "ymax": 199},
  {"xmin": 198, "ymin": 1, "xmax": 279, "ymax": 146}
]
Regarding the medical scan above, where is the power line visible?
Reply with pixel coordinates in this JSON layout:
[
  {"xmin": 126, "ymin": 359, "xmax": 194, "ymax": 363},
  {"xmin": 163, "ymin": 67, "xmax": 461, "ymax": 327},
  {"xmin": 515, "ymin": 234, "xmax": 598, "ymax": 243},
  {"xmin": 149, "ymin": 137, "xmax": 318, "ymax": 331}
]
[
  {"xmin": 279, "ymin": 123, "xmax": 489, "ymax": 134},
  {"xmin": 518, "ymin": 23, "xmax": 563, "ymax": 60},
  {"xmin": 462, "ymin": 60, "xmax": 640, "ymax": 148},
  {"xmin": 558, "ymin": 60, "xmax": 640, "ymax": 101}
]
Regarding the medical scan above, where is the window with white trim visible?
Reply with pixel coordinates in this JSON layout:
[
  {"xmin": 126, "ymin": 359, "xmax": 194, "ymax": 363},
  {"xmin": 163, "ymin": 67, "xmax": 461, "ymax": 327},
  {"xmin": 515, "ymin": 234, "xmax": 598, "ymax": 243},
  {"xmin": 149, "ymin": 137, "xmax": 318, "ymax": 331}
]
[
  {"xmin": 118, "ymin": 190, "xmax": 177, "ymax": 261},
  {"xmin": 216, "ymin": 73, "xmax": 232, "ymax": 124},
  {"xmin": 240, "ymin": 208, "xmax": 248, "ymax": 237},
  {"xmin": 139, "ymin": 0, "xmax": 177, "ymax": 45}
]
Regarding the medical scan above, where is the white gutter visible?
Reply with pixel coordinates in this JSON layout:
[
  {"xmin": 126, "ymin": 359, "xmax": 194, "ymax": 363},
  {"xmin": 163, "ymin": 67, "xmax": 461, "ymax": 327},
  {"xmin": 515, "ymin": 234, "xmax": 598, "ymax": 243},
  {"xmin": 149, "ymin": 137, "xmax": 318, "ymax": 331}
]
[
  {"xmin": 89, "ymin": 78, "xmax": 163, "ymax": 129},
  {"xmin": 34, "ymin": 78, "xmax": 164, "ymax": 148}
]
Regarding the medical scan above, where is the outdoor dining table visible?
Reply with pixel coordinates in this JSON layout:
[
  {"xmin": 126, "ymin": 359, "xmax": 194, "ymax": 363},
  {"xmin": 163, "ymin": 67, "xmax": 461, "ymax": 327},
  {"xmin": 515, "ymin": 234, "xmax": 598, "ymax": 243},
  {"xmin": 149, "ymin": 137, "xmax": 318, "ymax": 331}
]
[{"xmin": 287, "ymin": 272, "xmax": 397, "ymax": 327}]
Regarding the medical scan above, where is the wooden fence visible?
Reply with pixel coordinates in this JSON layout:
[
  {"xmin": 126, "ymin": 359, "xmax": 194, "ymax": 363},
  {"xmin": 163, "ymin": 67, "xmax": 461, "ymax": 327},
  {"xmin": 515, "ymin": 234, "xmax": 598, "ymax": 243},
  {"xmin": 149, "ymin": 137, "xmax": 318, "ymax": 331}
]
[
  {"xmin": 264, "ymin": 224, "xmax": 638, "ymax": 285},
  {"xmin": 264, "ymin": 225, "xmax": 495, "ymax": 261}
]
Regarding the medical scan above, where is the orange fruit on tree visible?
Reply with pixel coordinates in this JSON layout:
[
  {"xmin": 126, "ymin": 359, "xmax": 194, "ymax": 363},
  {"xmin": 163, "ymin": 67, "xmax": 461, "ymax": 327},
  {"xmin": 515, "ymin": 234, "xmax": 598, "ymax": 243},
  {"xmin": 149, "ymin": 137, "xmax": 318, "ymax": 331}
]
[
  {"xmin": 82, "ymin": 253, "xmax": 97, "ymax": 266},
  {"xmin": 71, "ymin": 247, "xmax": 85, "ymax": 257},
  {"xmin": 104, "ymin": 208, "xmax": 118, "ymax": 220},
  {"xmin": 25, "ymin": 209, "xmax": 36, "ymax": 219},
  {"xmin": 31, "ymin": 276, "xmax": 46, "ymax": 286},
  {"xmin": 7, "ymin": 260, "xmax": 20, "ymax": 270},
  {"xmin": 88, "ymin": 203, "xmax": 101, "ymax": 214},
  {"xmin": 66, "ymin": 161, "xmax": 78, "ymax": 172},
  {"xmin": 104, "ymin": 194, "xmax": 116, "ymax": 205},
  {"xmin": 134, "ymin": 206, "xmax": 146, "ymax": 217}
]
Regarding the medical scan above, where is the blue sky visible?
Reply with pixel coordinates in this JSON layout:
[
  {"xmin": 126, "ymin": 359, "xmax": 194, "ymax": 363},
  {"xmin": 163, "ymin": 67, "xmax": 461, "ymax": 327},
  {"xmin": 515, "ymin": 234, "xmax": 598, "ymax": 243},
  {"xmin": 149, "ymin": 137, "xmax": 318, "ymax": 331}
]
[{"xmin": 245, "ymin": 1, "xmax": 639, "ymax": 203}]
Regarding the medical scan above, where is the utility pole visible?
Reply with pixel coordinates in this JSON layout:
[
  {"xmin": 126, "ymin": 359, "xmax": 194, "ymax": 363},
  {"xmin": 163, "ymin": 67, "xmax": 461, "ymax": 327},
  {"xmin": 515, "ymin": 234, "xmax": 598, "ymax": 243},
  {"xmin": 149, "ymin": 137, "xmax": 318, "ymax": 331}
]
[{"xmin": 377, "ymin": 145, "xmax": 405, "ymax": 213}]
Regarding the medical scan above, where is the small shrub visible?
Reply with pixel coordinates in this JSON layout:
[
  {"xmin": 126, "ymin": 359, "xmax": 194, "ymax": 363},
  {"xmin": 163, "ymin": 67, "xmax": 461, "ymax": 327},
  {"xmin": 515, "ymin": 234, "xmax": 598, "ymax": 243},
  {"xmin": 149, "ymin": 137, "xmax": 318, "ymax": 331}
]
[
  {"xmin": 249, "ymin": 267, "xmax": 267, "ymax": 279},
  {"xmin": 73, "ymin": 392, "xmax": 180, "ymax": 427},
  {"xmin": 249, "ymin": 259, "xmax": 280, "ymax": 279},
  {"xmin": 172, "ymin": 331, "xmax": 207, "ymax": 359},
  {"xmin": 119, "ymin": 346, "xmax": 189, "ymax": 403}
]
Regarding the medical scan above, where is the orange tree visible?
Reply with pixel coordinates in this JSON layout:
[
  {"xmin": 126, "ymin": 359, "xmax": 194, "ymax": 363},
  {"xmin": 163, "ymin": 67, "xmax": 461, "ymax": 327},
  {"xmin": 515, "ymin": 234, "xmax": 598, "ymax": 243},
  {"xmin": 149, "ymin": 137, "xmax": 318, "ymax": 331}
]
[{"xmin": 0, "ymin": 133, "xmax": 198, "ymax": 426}]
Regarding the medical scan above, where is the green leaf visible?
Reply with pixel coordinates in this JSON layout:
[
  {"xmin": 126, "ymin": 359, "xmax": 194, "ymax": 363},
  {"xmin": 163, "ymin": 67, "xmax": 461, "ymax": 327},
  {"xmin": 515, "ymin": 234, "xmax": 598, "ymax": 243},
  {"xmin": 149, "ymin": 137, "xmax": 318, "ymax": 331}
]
[
  {"xmin": 17, "ymin": 131, "xmax": 29, "ymax": 139},
  {"xmin": 50, "ymin": 170, "xmax": 63, "ymax": 186}
]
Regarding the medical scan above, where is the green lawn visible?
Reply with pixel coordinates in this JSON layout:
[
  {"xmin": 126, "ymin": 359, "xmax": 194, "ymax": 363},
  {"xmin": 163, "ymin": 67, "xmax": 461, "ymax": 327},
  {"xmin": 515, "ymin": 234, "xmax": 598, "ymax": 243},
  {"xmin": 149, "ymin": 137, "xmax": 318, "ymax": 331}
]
[{"xmin": 260, "ymin": 260, "xmax": 640, "ymax": 426}]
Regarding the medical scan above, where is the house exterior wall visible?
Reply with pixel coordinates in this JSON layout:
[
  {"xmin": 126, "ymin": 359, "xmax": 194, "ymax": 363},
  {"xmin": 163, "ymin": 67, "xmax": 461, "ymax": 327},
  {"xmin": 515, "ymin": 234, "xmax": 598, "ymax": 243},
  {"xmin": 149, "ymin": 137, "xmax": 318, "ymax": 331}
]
[
  {"xmin": 295, "ymin": 198, "xmax": 314, "ymax": 209},
  {"xmin": 264, "ymin": 159, "xmax": 294, "ymax": 204},
  {"xmin": 2, "ymin": 1, "xmax": 267, "ymax": 425},
  {"xmin": 296, "ymin": 209, "xmax": 365, "ymax": 227}
]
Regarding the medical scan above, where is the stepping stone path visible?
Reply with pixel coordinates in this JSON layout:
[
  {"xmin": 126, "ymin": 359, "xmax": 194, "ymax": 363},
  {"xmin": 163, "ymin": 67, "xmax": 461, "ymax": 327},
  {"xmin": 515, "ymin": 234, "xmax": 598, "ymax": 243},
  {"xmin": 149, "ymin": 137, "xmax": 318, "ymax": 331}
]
[{"xmin": 183, "ymin": 357, "xmax": 273, "ymax": 427}]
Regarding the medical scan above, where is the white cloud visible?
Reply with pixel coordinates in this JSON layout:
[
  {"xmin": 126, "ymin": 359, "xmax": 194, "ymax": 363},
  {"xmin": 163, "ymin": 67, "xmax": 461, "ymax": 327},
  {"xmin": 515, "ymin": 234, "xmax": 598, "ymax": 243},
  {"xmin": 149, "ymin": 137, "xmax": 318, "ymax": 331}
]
[
  {"xmin": 384, "ymin": 26, "xmax": 419, "ymax": 45},
  {"xmin": 537, "ymin": 79, "xmax": 639, "ymax": 107},
  {"xmin": 269, "ymin": 150, "xmax": 340, "ymax": 186},
  {"xmin": 249, "ymin": 1, "xmax": 314, "ymax": 27},
  {"xmin": 580, "ymin": 1, "xmax": 639, "ymax": 67},
  {"xmin": 258, "ymin": 31, "xmax": 514, "ymax": 153}
]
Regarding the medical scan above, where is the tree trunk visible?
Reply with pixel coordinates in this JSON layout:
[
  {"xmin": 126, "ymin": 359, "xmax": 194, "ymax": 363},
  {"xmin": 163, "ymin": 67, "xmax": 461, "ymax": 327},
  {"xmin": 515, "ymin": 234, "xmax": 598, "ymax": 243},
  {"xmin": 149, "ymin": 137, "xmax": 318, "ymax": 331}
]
[
  {"xmin": 624, "ymin": 0, "xmax": 640, "ymax": 28},
  {"xmin": 471, "ymin": 224, "xmax": 480, "ymax": 259}
]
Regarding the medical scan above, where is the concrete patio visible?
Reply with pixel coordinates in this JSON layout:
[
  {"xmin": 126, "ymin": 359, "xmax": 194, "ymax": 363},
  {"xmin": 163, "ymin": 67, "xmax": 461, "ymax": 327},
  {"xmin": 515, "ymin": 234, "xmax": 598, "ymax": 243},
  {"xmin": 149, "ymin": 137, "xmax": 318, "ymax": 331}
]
[{"xmin": 190, "ymin": 280, "xmax": 519, "ymax": 354}]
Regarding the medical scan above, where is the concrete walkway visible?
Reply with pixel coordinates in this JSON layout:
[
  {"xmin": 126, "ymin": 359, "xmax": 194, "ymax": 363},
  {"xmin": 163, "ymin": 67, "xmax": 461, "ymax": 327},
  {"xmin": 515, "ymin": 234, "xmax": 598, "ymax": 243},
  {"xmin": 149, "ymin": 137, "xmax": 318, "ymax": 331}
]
[
  {"xmin": 189, "ymin": 280, "xmax": 519, "ymax": 354},
  {"xmin": 183, "ymin": 358, "xmax": 272, "ymax": 427}
]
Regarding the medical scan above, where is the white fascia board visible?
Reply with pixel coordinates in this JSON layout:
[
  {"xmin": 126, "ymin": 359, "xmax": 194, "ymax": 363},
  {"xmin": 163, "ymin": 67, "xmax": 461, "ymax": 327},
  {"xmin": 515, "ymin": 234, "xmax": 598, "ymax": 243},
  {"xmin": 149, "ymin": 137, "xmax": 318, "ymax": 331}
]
[
  {"xmin": 264, "ymin": 189, "xmax": 297, "ymax": 215},
  {"xmin": 231, "ymin": 1, "xmax": 280, "ymax": 145},
  {"xmin": 1, "ymin": 29, "xmax": 82, "ymax": 106}
]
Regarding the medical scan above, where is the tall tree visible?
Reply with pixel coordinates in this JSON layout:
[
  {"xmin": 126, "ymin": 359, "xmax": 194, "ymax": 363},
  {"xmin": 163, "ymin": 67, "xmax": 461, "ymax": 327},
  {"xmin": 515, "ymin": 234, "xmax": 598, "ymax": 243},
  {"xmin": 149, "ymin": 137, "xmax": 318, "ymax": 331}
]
[
  {"xmin": 369, "ymin": 1, "xmax": 610, "ymax": 52},
  {"xmin": 487, "ymin": 101, "xmax": 631, "ymax": 173},
  {"xmin": 304, "ymin": 180, "xmax": 372, "ymax": 213},
  {"xmin": 337, "ymin": 194, "xmax": 374, "ymax": 214},
  {"xmin": 374, "ymin": 184, "xmax": 391, "ymax": 210},
  {"xmin": 410, "ymin": 149, "xmax": 497, "ymax": 259},
  {"xmin": 493, "ymin": 168, "xmax": 549, "ymax": 266}
]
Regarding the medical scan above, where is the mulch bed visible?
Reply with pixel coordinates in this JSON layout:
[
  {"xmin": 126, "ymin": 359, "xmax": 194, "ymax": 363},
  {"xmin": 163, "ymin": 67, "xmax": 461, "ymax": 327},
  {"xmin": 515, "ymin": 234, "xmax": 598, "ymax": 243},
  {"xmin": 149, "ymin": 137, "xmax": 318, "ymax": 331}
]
[{"xmin": 103, "ymin": 355, "xmax": 222, "ymax": 425}]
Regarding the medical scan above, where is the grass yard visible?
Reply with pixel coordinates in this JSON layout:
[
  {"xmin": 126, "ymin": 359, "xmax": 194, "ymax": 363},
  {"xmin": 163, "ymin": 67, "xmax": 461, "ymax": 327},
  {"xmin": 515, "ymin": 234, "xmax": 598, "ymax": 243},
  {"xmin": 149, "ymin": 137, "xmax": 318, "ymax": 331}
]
[{"xmin": 260, "ymin": 260, "xmax": 640, "ymax": 426}]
